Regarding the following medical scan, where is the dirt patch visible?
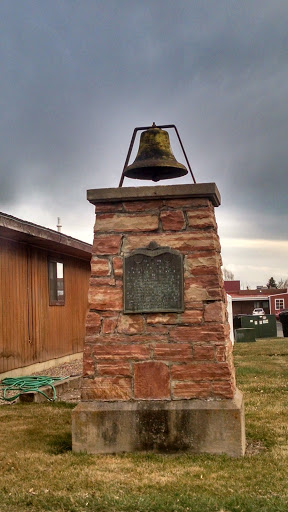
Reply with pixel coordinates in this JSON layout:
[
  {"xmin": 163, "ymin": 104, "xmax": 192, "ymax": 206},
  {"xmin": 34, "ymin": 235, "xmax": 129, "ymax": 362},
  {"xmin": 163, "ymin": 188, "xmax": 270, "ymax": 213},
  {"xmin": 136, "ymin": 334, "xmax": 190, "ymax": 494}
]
[{"xmin": 245, "ymin": 439, "xmax": 267, "ymax": 456}]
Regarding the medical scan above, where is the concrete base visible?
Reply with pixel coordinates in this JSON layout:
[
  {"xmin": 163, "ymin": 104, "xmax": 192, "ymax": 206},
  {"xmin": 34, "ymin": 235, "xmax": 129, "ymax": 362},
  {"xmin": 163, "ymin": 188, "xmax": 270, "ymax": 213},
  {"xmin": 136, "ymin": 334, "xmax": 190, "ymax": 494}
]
[{"xmin": 72, "ymin": 389, "xmax": 245, "ymax": 457}]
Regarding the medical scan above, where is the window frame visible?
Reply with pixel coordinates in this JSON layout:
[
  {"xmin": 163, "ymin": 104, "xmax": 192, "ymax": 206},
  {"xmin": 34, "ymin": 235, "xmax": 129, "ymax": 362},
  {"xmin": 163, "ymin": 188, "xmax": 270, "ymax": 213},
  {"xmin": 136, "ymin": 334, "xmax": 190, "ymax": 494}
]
[
  {"xmin": 48, "ymin": 259, "xmax": 65, "ymax": 306},
  {"xmin": 275, "ymin": 298, "xmax": 284, "ymax": 311}
]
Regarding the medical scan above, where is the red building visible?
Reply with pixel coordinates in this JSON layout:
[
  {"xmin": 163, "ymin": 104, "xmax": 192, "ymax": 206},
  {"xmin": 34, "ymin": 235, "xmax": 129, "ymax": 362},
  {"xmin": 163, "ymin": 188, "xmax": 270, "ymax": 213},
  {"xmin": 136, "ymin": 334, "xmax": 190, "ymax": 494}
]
[
  {"xmin": 224, "ymin": 281, "xmax": 288, "ymax": 316},
  {"xmin": 269, "ymin": 292, "xmax": 288, "ymax": 316}
]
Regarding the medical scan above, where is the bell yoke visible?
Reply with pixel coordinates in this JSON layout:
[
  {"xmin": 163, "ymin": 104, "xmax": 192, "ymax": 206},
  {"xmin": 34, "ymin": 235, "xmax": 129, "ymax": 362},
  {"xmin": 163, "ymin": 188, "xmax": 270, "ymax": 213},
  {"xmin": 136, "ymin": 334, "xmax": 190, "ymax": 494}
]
[{"xmin": 119, "ymin": 122, "xmax": 196, "ymax": 186}]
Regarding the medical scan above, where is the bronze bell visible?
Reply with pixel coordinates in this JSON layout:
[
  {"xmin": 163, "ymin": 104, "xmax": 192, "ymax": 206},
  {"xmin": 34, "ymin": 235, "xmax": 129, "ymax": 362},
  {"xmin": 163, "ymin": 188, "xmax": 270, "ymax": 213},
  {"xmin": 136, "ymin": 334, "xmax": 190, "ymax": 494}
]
[{"xmin": 123, "ymin": 125, "xmax": 188, "ymax": 182}]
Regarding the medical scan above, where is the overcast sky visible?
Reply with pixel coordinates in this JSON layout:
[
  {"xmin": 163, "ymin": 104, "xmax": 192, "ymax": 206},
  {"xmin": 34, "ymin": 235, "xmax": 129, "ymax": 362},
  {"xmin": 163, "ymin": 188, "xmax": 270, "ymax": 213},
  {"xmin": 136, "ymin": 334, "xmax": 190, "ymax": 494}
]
[{"xmin": 1, "ymin": 0, "xmax": 288, "ymax": 288}]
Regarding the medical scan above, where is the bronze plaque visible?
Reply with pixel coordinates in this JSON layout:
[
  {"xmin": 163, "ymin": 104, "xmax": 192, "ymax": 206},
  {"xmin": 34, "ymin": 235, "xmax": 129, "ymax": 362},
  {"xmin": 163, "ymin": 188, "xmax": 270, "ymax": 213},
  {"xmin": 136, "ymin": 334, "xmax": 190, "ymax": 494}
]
[{"xmin": 124, "ymin": 242, "xmax": 184, "ymax": 314}]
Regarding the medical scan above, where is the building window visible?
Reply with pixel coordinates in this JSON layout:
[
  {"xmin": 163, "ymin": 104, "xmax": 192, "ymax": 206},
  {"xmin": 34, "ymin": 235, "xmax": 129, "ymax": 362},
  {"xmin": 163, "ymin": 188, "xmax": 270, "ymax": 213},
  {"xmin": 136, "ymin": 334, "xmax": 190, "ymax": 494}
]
[
  {"xmin": 275, "ymin": 298, "xmax": 284, "ymax": 310},
  {"xmin": 48, "ymin": 260, "xmax": 65, "ymax": 305}
]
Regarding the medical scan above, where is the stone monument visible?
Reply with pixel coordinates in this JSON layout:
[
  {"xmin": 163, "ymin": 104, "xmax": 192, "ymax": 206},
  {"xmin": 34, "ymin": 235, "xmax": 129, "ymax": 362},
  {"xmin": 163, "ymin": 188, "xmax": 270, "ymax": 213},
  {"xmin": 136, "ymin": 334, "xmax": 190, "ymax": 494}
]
[{"xmin": 72, "ymin": 125, "xmax": 245, "ymax": 456}]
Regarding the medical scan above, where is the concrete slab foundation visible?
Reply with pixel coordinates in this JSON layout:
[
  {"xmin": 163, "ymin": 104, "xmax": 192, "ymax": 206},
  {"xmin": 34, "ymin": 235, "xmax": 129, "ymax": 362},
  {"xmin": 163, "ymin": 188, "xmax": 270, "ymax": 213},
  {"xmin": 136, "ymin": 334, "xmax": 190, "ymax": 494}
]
[{"xmin": 72, "ymin": 389, "xmax": 245, "ymax": 457}]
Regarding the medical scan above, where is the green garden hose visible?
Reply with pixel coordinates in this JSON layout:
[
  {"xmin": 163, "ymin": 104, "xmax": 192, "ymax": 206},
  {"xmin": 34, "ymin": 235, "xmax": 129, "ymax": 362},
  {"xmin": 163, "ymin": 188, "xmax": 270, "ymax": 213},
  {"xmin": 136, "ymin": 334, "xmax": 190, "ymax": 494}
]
[{"xmin": 0, "ymin": 376, "xmax": 68, "ymax": 402}]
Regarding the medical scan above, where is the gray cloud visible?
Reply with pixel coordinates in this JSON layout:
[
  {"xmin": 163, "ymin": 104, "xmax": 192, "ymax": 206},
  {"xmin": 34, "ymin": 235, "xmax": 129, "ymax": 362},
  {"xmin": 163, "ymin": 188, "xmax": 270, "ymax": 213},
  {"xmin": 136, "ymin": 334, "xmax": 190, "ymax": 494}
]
[{"xmin": 1, "ymin": 0, "xmax": 288, "ymax": 256}]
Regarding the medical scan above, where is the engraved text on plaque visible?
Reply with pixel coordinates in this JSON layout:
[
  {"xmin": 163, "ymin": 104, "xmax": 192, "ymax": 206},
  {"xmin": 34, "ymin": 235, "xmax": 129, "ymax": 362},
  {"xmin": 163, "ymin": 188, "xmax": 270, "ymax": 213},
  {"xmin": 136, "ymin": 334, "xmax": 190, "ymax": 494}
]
[{"xmin": 124, "ymin": 242, "xmax": 184, "ymax": 313}]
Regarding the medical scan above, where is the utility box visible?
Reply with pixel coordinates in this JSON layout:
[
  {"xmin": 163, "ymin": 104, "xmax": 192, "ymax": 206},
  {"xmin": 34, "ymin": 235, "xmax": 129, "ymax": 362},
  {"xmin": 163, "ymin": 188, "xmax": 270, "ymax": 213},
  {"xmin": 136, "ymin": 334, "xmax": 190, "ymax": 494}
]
[
  {"xmin": 235, "ymin": 328, "xmax": 256, "ymax": 343},
  {"xmin": 234, "ymin": 315, "xmax": 277, "ymax": 338}
]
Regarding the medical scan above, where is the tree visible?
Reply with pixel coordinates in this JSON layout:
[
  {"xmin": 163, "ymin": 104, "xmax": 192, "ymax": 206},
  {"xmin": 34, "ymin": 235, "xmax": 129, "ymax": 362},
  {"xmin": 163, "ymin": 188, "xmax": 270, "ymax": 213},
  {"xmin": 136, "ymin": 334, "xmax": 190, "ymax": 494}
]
[
  {"xmin": 266, "ymin": 277, "xmax": 277, "ymax": 288},
  {"xmin": 222, "ymin": 267, "xmax": 235, "ymax": 281},
  {"xmin": 277, "ymin": 278, "xmax": 288, "ymax": 289}
]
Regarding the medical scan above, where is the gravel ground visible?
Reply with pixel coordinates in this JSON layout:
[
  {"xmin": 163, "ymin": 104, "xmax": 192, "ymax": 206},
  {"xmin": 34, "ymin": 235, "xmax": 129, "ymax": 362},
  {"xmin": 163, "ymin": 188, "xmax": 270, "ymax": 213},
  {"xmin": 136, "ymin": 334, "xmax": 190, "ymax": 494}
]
[
  {"xmin": 32, "ymin": 358, "xmax": 83, "ymax": 403},
  {"xmin": 32, "ymin": 358, "xmax": 83, "ymax": 378}
]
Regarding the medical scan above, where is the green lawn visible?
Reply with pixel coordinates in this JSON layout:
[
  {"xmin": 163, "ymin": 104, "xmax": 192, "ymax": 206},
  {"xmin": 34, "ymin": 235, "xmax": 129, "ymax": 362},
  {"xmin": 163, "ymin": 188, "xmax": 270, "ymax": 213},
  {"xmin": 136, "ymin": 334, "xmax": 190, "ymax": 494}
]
[{"xmin": 0, "ymin": 338, "xmax": 288, "ymax": 512}]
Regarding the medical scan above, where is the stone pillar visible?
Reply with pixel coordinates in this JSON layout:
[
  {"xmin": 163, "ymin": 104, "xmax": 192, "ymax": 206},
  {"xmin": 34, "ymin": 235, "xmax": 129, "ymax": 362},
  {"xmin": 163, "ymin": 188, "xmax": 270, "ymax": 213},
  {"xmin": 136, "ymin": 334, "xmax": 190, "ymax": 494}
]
[{"xmin": 72, "ymin": 183, "xmax": 245, "ymax": 456}]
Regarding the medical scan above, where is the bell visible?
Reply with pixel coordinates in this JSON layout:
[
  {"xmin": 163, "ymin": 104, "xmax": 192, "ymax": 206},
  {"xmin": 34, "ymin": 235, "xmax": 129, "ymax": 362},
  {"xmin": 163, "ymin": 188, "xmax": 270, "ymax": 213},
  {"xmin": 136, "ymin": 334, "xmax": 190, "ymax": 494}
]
[{"xmin": 123, "ymin": 125, "xmax": 188, "ymax": 182}]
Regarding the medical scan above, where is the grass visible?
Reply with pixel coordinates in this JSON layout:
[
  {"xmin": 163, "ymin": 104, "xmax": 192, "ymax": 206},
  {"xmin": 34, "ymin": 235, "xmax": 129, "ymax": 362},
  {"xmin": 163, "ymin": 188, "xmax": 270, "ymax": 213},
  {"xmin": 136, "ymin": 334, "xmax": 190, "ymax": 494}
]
[{"xmin": 1, "ymin": 338, "xmax": 288, "ymax": 512}]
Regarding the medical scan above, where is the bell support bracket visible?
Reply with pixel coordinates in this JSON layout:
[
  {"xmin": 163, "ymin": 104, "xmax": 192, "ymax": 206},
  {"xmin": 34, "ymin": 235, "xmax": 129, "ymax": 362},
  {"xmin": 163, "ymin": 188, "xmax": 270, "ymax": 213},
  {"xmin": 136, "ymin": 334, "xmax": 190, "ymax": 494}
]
[{"xmin": 119, "ymin": 124, "xmax": 196, "ymax": 187}]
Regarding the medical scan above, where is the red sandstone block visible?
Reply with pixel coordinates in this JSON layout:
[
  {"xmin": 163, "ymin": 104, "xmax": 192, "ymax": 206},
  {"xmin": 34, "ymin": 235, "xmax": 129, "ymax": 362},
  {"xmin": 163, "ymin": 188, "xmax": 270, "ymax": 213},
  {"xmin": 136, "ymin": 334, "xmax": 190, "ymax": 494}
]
[
  {"xmin": 170, "ymin": 362, "xmax": 232, "ymax": 381},
  {"xmin": 169, "ymin": 325, "xmax": 226, "ymax": 343},
  {"xmin": 164, "ymin": 198, "xmax": 211, "ymax": 208},
  {"xmin": 179, "ymin": 310, "xmax": 203, "ymax": 324},
  {"xmin": 97, "ymin": 362, "xmax": 131, "ymax": 377},
  {"xmin": 193, "ymin": 344, "xmax": 215, "ymax": 361},
  {"xmin": 225, "ymin": 339, "xmax": 234, "ymax": 358},
  {"xmin": 81, "ymin": 376, "xmax": 131, "ymax": 400},
  {"xmin": 95, "ymin": 213, "xmax": 159, "ymax": 232},
  {"xmin": 95, "ymin": 202, "xmax": 123, "ymax": 213},
  {"xmin": 153, "ymin": 343, "xmax": 193, "ymax": 361},
  {"xmin": 90, "ymin": 257, "xmax": 110, "ymax": 277},
  {"xmin": 185, "ymin": 275, "xmax": 222, "ymax": 289},
  {"xmin": 91, "ymin": 334, "xmax": 130, "ymax": 344},
  {"xmin": 187, "ymin": 209, "xmax": 217, "ymax": 229},
  {"xmin": 172, "ymin": 381, "xmax": 211, "ymax": 399},
  {"xmin": 186, "ymin": 250, "xmax": 219, "ymax": 260},
  {"xmin": 146, "ymin": 325, "xmax": 169, "ymax": 334},
  {"xmin": 211, "ymin": 380, "xmax": 235, "ymax": 399},
  {"xmin": 117, "ymin": 314, "xmax": 145, "ymax": 334},
  {"xmin": 169, "ymin": 326, "xmax": 197, "ymax": 342},
  {"xmin": 123, "ymin": 232, "xmax": 221, "ymax": 254},
  {"xmin": 160, "ymin": 210, "xmax": 185, "ymax": 231},
  {"xmin": 90, "ymin": 276, "xmax": 116, "ymax": 286},
  {"xmin": 102, "ymin": 311, "xmax": 122, "ymax": 317},
  {"xmin": 112, "ymin": 256, "xmax": 123, "ymax": 277},
  {"xmin": 184, "ymin": 285, "xmax": 208, "ymax": 302},
  {"xmin": 184, "ymin": 275, "xmax": 219, "ymax": 290},
  {"xmin": 123, "ymin": 199, "xmax": 163, "ymax": 212},
  {"xmin": 91, "ymin": 333, "xmax": 165, "ymax": 345},
  {"xmin": 102, "ymin": 317, "xmax": 118, "ymax": 334},
  {"xmin": 184, "ymin": 262, "xmax": 221, "ymax": 278},
  {"xmin": 204, "ymin": 301, "xmax": 226, "ymax": 323},
  {"xmin": 185, "ymin": 252, "xmax": 221, "ymax": 269},
  {"xmin": 206, "ymin": 288, "xmax": 226, "ymax": 301},
  {"xmin": 83, "ymin": 344, "xmax": 93, "ymax": 356},
  {"xmin": 83, "ymin": 358, "xmax": 94, "ymax": 377},
  {"xmin": 187, "ymin": 265, "xmax": 220, "ymax": 276},
  {"xmin": 134, "ymin": 362, "xmax": 170, "ymax": 399},
  {"xmin": 125, "ymin": 334, "xmax": 167, "ymax": 344},
  {"xmin": 185, "ymin": 284, "xmax": 226, "ymax": 304},
  {"xmin": 85, "ymin": 311, "xmax": 101, "ymax": 334},
  {"xmin": 184, "ymin": 302, "xmax": 204, "ymax": 310},
  {"xmin": 93, "ymin": 344, "xmax": 151, "ymax": 361},
  {"xmin": 85, "ymin": 334, "xmax": 99, "ymax": 344},
  {"xmin": 146, "ymin": 313, "xmax": 178, "ymax": 325},
  {"xmin": 93, "ymin": 235, "xmax": 122, "ymax": 255},
  {"xmin": 89, "ymin": 285, "xmax": 123, "ymax": 311}
]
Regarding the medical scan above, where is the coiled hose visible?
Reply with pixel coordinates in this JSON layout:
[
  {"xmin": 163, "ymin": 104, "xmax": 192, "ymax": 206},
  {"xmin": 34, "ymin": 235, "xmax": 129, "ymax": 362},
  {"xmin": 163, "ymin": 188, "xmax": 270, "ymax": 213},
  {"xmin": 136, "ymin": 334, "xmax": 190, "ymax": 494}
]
[{"xmin": 0, "ymin": 376, "xmax": 68, "ymax": 402}]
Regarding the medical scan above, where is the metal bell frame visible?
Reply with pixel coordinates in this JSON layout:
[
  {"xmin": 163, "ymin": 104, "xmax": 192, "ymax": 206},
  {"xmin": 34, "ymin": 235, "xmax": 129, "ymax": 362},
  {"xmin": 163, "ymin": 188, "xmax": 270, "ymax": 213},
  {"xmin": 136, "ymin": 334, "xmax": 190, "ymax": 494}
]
[{"xmin": 119, "ymin": 123, "xmax": 196, "ymax": 187}]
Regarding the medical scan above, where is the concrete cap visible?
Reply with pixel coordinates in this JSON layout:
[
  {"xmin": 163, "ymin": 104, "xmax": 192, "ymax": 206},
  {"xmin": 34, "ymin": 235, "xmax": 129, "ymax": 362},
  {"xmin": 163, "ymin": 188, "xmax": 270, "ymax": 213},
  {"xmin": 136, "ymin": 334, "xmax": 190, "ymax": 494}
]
[{"xmin": 87, "ymin": 183, "xmax": 221, "ymax": 207}]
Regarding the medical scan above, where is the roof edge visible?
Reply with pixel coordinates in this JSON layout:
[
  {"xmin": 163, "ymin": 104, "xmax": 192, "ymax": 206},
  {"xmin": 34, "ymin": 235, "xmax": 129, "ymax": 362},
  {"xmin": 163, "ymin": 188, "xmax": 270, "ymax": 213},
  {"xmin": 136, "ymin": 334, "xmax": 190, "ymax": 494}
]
[{"xmin": 0, "ymin": 212, "xmax": 92, "ymax": 259}]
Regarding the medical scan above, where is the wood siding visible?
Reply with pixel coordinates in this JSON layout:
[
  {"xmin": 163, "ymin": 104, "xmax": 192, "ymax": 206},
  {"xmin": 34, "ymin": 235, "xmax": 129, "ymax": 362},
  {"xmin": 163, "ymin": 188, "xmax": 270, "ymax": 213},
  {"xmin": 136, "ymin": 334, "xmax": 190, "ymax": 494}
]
[
  {"xmin": 270, "ymin": 293, "xmax": 288, "ymax": 315},
  {"xmin": 0, "ymin": 238, "xmax": 90, "ymax": 373}
]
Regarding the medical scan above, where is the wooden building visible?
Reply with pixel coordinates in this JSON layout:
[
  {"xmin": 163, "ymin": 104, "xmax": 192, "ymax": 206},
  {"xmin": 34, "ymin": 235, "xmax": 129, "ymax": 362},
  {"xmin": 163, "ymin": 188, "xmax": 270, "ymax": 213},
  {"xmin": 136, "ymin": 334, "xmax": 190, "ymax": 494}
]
[{"xmin": 0, "ymin": 212, "xmax": 92, "ymax": 376}]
